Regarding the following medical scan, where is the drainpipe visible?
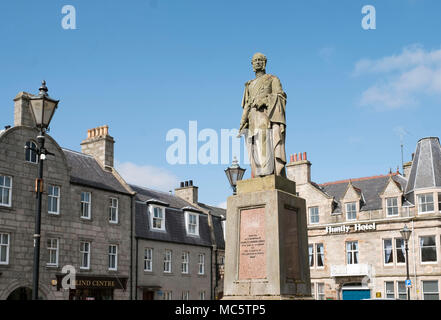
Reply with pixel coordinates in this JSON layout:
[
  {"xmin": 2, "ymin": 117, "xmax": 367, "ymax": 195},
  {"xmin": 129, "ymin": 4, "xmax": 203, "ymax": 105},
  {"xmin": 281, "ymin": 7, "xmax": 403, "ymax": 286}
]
[
  {"xmin": 129, "ymin": 201, "xmax": 132, "ymax": 300},
  {"xmin": 210, "ymin": 245, "xmax": 213, "ymax": 300},
  {"xmin": 135, "ymin": 237, "xmax": 139, "ymax": 300},
  {"xmin": 214, "ymin": 247, "xmax": 218, "ymax": 300},
  {"xmin": 411, "ymin": 220, "xmax": 417, "ymax": 300}
]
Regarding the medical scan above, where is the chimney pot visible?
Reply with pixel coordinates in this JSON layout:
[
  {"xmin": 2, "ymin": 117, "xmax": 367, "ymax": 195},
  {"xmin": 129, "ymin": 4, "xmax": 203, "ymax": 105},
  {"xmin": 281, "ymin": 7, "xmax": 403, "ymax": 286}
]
[
  {"xmin": 189, "ymin": 180, "xmax": 193, "ymax": 186},
  {"xmin": 290, "ymin": 154, "xmax": 294, "ymax": 163},
  {"xmin": 299, "ymin": 153, "xmax": 303, "ymax": 161},
  {"xmin": 185, "ymin": 181, "xmax": 189, "ymax": 187},
  {"xmin": 303, "ymin": 152, "xmax": 307, "ymax": 161},
  {"xmin": 180, "ymin": 182, "xmax": 184, "ymax": 188},
  {"xmin": 294, "ymin": 154, "xmax": 297, "ymax": 162}
]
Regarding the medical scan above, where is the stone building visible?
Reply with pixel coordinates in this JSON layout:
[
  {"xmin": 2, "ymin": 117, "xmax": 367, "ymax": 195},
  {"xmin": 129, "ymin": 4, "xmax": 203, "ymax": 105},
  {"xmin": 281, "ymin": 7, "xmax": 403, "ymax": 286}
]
[
  {"xmin": 286, "ymin": 138, "xmax": 441, "ymax": 300},
  {"xmin": 132, "ymin": 181, "xmax": 225, "ymax": 300},
  {"xmin": 0, "ymin": 91, "xmax": 133, "ymax": 300}
]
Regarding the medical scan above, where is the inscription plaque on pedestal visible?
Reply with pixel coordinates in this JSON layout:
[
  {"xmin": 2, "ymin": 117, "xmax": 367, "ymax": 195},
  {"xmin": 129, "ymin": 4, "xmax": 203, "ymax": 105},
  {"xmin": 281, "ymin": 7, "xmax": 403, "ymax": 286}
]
[{"xmin": 238, "ymin": 207, "xmax": 266, "ymax": 279}]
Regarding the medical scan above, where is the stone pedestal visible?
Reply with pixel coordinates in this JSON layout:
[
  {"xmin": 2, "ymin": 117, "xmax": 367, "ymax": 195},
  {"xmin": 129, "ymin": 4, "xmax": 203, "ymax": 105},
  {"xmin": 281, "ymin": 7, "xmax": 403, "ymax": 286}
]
[{"xmin": 223, "ymin": 175, "xmax": 311, "ymax": 300}]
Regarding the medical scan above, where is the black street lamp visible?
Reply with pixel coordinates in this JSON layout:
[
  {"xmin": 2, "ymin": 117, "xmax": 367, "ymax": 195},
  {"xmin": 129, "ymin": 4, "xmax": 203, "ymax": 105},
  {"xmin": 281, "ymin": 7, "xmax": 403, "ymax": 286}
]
[
  {"xmin": 224, "ymin": 156, "xmax": 246, "ymax": 195},
  {"xmin": 400, "ymin": 224, "xmax": 412, "ymax": 301},
  {"xmin": 27, "ymin": 81, "xmax": 59, "ymax": 300}
]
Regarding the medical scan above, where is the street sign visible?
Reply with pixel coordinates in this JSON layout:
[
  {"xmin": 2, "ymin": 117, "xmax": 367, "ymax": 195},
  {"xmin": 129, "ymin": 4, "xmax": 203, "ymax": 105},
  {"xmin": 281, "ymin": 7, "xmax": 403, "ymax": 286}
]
[{"xmin": 405, "ymin": 279, "xmax": 412, "ymax": 288}]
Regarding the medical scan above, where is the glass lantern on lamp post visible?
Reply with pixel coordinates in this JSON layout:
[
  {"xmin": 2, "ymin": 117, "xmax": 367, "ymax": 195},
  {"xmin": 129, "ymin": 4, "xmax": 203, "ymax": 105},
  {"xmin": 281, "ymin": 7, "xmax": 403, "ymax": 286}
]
[{"xmin": 224, "ymin": 156, "xmax": 246, "ymax": 195}]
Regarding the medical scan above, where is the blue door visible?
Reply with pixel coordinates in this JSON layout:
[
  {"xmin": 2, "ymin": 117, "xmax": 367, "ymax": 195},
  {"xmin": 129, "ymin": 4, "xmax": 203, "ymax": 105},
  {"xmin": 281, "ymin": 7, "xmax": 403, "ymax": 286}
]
[{"xmin": 342, "ymin": 290, "xmax": 371, "ymax": 300}]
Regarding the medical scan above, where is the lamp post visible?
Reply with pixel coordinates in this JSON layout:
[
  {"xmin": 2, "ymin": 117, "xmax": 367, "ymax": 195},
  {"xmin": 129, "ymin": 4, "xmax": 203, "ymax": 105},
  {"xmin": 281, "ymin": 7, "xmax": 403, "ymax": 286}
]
[
  {"xmin": 27, "ymin": 81, "xmax": 59, "ymax": 300},
  {"xmin": 400, "ymin": 224, "xmax": 412, "ymax": 300},
  {"xmin": 224, "ymin": 156, "xmax": 246, "ymax": 195}
]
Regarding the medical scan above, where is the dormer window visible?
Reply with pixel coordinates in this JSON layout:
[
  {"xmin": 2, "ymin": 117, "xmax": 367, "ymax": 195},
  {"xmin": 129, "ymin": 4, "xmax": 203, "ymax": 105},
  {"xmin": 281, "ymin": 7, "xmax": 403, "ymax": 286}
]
[
  {"xmin": 386, "ymin": 197, "xmax": 399, "ymax": 216},
  {"xmin": 185, "ymin": 211, "xmax": 199, "ymax": 236},
  {"xmin": 346, "ymin": 202, "xmax": 357, "ymax": 221},
  {"xmin": 150, "ymin": 205, "xmax": 165, "ymax": 231}
]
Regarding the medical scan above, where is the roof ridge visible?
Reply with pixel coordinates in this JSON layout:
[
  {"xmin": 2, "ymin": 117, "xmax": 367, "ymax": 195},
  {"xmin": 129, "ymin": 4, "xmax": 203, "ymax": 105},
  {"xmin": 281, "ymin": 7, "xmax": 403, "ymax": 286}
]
[
  {"xmin": 62, "ymin": 147, "xmax": 94, "ymax": 158},
  {"xmin": 129, "ymin": 183, "xmax": 174, "ymax": 196},
  {"xmin": 320, "ymin": 173, "xmax": 398, "ymax": 186}
]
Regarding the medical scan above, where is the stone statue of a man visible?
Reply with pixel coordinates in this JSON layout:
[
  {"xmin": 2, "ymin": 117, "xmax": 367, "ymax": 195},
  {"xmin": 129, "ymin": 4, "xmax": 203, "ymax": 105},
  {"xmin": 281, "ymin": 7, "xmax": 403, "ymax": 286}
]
[{"xmin": 238, "ymin": 53, "xmax": 287, "ymax": 177}]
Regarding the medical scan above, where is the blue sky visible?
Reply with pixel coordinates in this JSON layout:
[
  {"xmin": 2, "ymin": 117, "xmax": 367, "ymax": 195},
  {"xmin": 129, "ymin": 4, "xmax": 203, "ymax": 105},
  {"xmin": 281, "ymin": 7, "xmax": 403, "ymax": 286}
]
[{"xmin": 1, "ymin": 0, "xmax": 441, "ymax": 208}]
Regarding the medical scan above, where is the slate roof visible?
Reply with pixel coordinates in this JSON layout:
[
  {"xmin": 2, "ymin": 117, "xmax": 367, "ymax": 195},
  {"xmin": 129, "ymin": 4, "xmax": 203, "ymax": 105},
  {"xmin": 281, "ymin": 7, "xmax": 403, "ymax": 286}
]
[
  {"xmin": 132, "ymin": 184, "xmax": 225, "ymax": 248},
  {"xmin": 62, "ymin": 148, "xmax": 130, "ymax": 195},
  {"xmin": 319, "ymin": 173, "xmax": 408, "ymax": 212},
  {"xmin": 130, "ymin": 184, "xmax": 197, "ymax": 209},
  {"xmin": 135, "ymin": 202, "xmax": 213, "ymax": 247},
  {"xmin": 405, "ymin": 137, "xmax": 441, "ymax": 194}
]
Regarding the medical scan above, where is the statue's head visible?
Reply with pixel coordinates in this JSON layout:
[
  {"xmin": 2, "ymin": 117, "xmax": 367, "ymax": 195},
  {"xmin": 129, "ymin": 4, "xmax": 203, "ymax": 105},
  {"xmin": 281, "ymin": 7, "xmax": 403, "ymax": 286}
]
[{"xmin": 251, "ymin": 52, "xmax": 267, "ymax": 72}]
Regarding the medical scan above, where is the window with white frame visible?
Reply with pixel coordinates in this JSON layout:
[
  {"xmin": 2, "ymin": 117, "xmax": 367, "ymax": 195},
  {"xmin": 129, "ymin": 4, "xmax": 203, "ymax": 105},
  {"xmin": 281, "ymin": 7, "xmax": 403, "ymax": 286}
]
[
  {"xmin": 186, "ymin": 212, "xmax": 199, "ymax": 236},
  {"xmin": 181, "ymin": 251, "xmax": 189, "ymax": 274},
  {"xmin": 151, "ymin": 206, "xmax": 165, "ymax": 231},
  {"xmin": 308, "ymin": 244, "xmax": 314, "ymax": 267},
  {"xmin": 316, "ymin": 283, "xmax": 325, "ymax": 300},
  {"xmin": 109, "ymin": 198, "xmax": 118, "ymax": 223},
  {"xmin": 422, "ymin": 280, "xmax": 439, "ymax": 300},
  {"xmin": 386, "ymin": 197, "xmax": 399, "ymax": 216},
  {"xmin": 199, "ymin": 291, "xmax": 205, "ymax": 300},
  {"xmin": 80, "ymin": 192, "xmax": 91, "ymax": 219},
  {"xmin": 198, "ymin": 253, "xmax": 205, "ymax": 275},
  {"xmin": 182, "ymin": 291, "xmax": 189, "ymax": 300},
  {"xmin": 0, "ymin": 233, "xmax": 10, "ymax": 265},
  {"xmin": 25, "ymin": 141, "xmax": 38, "ymax": 164},
  {"xmin": 164, "ymin": 249, "xmax": 172, "ymax": 273},
  {"xmin": 418, "ymin": 193, "xmax": 434, "ymax": 214},
  {"xmin": 48, "ymin": 185, "xmax": 60, "ymax": 214},
  {"xmin": 383, "ymin": 239, "xmax": 393, "ymax": 264},
  {"xmin": 144, "ymin": 248, "xmax": 153, "ymax": 271},
  {"xmin": 385, "ymin": 281, "xmax": 395, "ymax": 299},
  {"xmin": 80, "ymin": 241, "xmax": 90, "ymax": 269},
  {"xmin": 346, "ymin": 241, "xmax": 359, "ymax": 264},
  {"xmin": 346, "ymin": 202, "xmax": 357, "ymax": 220},
  {"xmin": 308, "ymin": 206, "xmax": 319, "ymax": 224},
  {"xmin": 420, "ymin": 236, "xmax": 437, "ymax": 263},
  {"xmin": 395, "ymin": 238, "xmax": 406, "ymax": 263},
  {"xmin": 384, "ymin": 238, "xmax": 406, "ymax": 265},
  {"xmin": 108, "ymin": 245, "xmax": 118, "ymax": 270},
  {"xmin": 47, "ymin": 238, "xmax": 59, "ymax": 266},
  {"xmin": 397, "ymin": 281, "xmax": 407, "ymax": 300},
  {"xmin": 316, "ymin": 243, "xmax": 324, "ymax": 267},
  {"xmin": 0, "ymin": 175, "xmax": 12, "ymax": 207},
  {"xmin": 163, "ymin": 291, "xmax": 172, "ymax": 300},
  {"xmin": 438, "ymin": 193, "xmax": 441, "ymax": 212}
]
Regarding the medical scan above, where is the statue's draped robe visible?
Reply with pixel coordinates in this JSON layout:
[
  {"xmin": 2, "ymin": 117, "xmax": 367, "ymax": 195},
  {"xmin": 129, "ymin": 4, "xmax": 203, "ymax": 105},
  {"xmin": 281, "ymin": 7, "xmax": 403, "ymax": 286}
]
[{"xmin": 242, "ymin": 73, "xmax": 287, "ymax": 177}]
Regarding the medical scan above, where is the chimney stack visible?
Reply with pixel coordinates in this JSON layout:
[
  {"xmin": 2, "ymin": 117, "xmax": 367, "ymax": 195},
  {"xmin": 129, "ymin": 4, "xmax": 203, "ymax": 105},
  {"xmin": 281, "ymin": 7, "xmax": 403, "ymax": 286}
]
[
  {"xmin": 286, "ymin": 151, "xmax": 311, "ymax": 185},
  {"xmin": 14, "ymin": 92, "xmax": 35, "ymax": 127},
  {"xmin": 80, "ymin": 125, "xmax": 115, "ymax": 168},
  {"xmin": 175, "ymin": 180, "xmax": 198, "ymax": 204}
]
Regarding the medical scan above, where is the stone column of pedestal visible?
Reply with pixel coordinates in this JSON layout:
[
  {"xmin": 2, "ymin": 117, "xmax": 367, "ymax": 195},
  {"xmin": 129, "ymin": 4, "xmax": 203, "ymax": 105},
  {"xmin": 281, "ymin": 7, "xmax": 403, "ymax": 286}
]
[{"xmin": 223, "ymin": 175, "xmax": 311, "ymax": 300}]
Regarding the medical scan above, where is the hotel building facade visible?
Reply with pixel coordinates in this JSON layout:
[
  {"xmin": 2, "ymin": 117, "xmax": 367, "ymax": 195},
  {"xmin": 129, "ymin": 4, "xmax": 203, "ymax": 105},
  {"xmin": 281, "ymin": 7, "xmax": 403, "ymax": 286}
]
[{"xmin": 287, "ymin": 137, "xmax": 441, "ymax": 300}]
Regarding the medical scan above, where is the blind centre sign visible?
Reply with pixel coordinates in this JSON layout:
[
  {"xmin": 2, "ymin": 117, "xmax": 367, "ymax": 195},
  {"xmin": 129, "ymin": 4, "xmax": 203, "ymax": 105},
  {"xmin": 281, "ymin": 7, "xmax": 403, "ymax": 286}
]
[{"xmin": 325, "ymin": 222, "xmax": 376, "ymax": 234}]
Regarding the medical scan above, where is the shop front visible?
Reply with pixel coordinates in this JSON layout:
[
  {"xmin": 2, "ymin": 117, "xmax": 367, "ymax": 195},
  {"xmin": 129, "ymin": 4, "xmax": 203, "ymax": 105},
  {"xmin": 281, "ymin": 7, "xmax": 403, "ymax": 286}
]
[{"xmin": 56, "ymin": 274, "xmax": 128, "ymax": 300}]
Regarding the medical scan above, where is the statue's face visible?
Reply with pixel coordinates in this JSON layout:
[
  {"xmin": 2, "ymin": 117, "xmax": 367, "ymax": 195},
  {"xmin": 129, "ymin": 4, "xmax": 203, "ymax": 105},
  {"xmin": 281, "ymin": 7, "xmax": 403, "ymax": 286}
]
[{"xmin": 252, "ymin": 56, "xmax": 266, "ymax": 72}]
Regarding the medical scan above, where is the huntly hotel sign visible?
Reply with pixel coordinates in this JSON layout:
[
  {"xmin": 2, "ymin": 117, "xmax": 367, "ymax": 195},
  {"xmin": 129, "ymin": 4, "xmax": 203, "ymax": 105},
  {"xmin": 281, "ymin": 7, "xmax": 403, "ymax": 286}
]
[{"xmin": 325, "ymin": 222, "xmax": 376, "ymax": 234}]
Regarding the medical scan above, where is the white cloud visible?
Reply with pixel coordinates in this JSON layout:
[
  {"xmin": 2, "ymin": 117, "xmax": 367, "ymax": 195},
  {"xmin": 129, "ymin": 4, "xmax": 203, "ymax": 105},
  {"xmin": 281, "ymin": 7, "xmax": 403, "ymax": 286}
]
[
  {"xmin": 115, "ymin": 161, "xmax": 179, "ymax": 192},
  {"xmin": 354, "ymin": 44, "xmax": 441, "ymax": 109}
]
